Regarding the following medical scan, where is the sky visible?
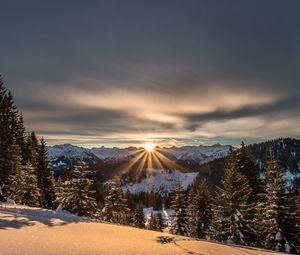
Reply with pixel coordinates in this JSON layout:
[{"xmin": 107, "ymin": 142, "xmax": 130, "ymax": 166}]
[{"xmin": 0, "ymin": 0, "xmax": 299, "ymax": 148}]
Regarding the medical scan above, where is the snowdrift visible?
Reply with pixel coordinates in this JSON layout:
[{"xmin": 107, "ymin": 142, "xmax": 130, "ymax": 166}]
[{"xmin": 0, "ymin": 203, "xmax": 281, "ymax": 255}]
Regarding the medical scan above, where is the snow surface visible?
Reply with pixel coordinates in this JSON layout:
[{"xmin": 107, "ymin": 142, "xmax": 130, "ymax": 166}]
[
  {"xmin": 0, "ymin": 203, "xmax": 280, "ymax": 255},
  {"xmin": 143, "ymin": 206, "xmax": 174, "ymax": 227},
  {"xmin": 283, "ymin": 169, "xmax": 300, "ymax": 187},
  {"xmin": 160, "ymin": 145, "xmax": 231, "ymax": 163},
  {"xmin": 91, "ymin": 146, "xmax": 137, "ymax": 161},
  {"xmin": 122, "ymin": 169, "xmax": 198, "ymax": 195},
  {"xmin": 47, "ymin": 144, "xmax": 92, "ymax": 161}
]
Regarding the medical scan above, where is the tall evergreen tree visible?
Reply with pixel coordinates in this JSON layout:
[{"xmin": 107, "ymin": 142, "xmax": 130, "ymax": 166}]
[
  {"xmin": 170, "ymin": 184, "xmax": 189, "ymax": 236},
  {"xmin": 235, "ymin": 142, "xmax": 263, "ymax": 203},
  {"xmin": 102, "ymin": 181, "xmax": 128, "ymax": 224},
  {"xmin": 8, "ymin": 145, "xmax": 25, "ymax": 204},
  {"xmin": 255, "ymin": 150, "xmax": 299, "ymax": 253},
  {"xmin": 55, "ymin": 177, "xmax": 73, "ymax": 210},
  {"xmin": 211, "ymin": 153, "xmax": 255, "ymax": 245},
  {"xmin": 188, "ymin": 179, "xmax": 212, "ymax": 239},
  {"xmin": 148, "ymin": 212, "xmax": 158, "ymax": 230},
  {"xmin": 23, "ymin": 132, "xmax": 38, "ymax": 166},
  {"xmin": 147, "ymin": 212, "xmax": 164, "ymax": 231},
  {"xmin": 0, "ymin": 77, "xmax": 42, "ymax": 205},
  {"xmin": 0, "ymin": 78, "xmax": 20, "ymax": 199},
  {"xmin": 37, "ymin": 138, "xmax": 56, "ymax": 209},
  {"xmin": 56, "ymin": 160, "xmax": 97, "ymax": 217},
  {"xmin": 132, "ymin": 204, "xmax": 146, "ymax": 228},
  {"xmin": 156, "ymin": 212, "xmax": 165, "ymax": 232},
  {"xmin": 21, "ymin": 163, "xmax": 40, "ymax": 207},
  {"xmin": 14, "ymin": 114, "xmax": 26, "ymax": 161}
]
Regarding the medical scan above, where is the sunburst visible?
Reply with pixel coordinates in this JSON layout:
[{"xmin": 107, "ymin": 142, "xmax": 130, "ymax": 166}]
[{"xmin": 143, "ymin": 142, "xmax": 156, "ymax": 152}]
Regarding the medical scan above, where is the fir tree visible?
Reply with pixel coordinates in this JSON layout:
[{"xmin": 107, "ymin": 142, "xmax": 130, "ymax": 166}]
[
  {"xmin": 102, "ymin": 181, "xmax": 128, "ymax": 224},
  {"xmin": 170, "ymin": 184, "xmax": 189, "ymax": 236},
  {"xmin": 156, "ymin": 212, "xmax": 165, "ymax": 232},
  {"xmin": 37, "ymin": 138, "xmax": 56, "ymax": 209},
  {"xmin": 8, "ymin": 145, "xmax": 25, "ymax": 204},
  {"xmin": 211, "ymin": 153, "xmax": 255, "ymax": 245},
  {"xmin": 56, "ymin": 160, "xmax": 97, "ymax": 217},
  {"xmin": 148, "ymin": 212, "xmax": 158, "ymax": 230},
  {"xmin": 235, "ymin": 142, "xmax": 263, "ymax": 203},
  {"xmin": 0, "ymin": 78, "xmax": 20, "ymax": 199},
  {"xmin": 188, "ymin": 179, "xmax": 212, "ymax": 239},
  {"xmin": 255, "ymin": 150, "xmax": 299, "ymax": 253},
  {"xmin": 55, "ymin": 177, "xmax": 73, "ymax": 211},
  {"xmin": 21, "ymin": 163, "xmax": 40, "ymax": 207},
  {"xmin": 14, "ymin": 114, "xmax": 26, "ymax": 162},
  {"xmin": 132, "ymin": 204, "xmax": 146, "ymax": 228},
  {"xmin": 23, "ymin": 132, "xmax": 38, "ymax": 166}
]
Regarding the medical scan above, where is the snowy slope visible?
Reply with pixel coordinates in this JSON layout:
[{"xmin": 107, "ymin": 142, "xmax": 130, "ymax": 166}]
[
  {"xmin": 143, "ymin": 206, "xmax": 174, "ymax": 227},
  {"xmin": 47, "ymin": 144, "xmax": 93, "ymax": 161},
  {"xmin": 91, "ymin": 146, "xmax": 137, "ymax": 161},
  {"xmin": 122, "ymin": 169, "xmax": 198, "ymax": 195},
  {"xmin": 0, "ymin": 203, "xmax": 280, "ymax": 255},
  {"xmin": 160, "ymin": 144, "xmax": 231, "ymax": 164}
]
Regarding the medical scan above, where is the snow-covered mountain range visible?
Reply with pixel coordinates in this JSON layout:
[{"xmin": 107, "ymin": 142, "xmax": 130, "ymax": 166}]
[
  {"xmin": 47, "ymin": 138, "xmax": 300, "ymax": 194},
  {"xmin": 47, "ymin": 143, "xmax": 231, "ymax": 195},
  {"xmin": 47, "ymin": 143, "xmax": 231, "ymax": 165}
]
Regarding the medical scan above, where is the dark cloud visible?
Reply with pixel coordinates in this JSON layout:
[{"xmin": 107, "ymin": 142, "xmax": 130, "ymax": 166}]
[
  {"xmin": 181, "ymin": 97, "xmax": 300, "ymax": 131},
  {"xmin": 0, "ymin": 0, "xmax": 299, "ymax": 146}
]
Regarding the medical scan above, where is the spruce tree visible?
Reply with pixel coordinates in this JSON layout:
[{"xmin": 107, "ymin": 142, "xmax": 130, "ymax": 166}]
[
  {"xmin": 296, "ymin": 189, "xmax": 300, "ymax": 251},
  {"xmin": 0, "ymin": 77, "xmax": 41, "ymax": 204},
  {"xmin": 8, "ymin": 145, "xmax": 25, "ymax": 204},
  {"xmin": 255, "ymin": 150, "xmax": 299, "ymax": 253},
  {"xmin": 55, "ymin": 177, "xmax": 73, "ymax": 211},
  {"xmin": 148, "ymin": 212, "xmax": 158, "ymax": 230},
  {"xmin": 188, "ymin": 179, "xmax": 212, "ymax": 239},
  {"xmin": 14, "ymin": 114, "xmax": 26, "ymax": 162},
  {"xmin": 235, "ymin": 142, "xmax": 263, "ymax": 203},
  {"xmin": 23, "ymin": 132, "xmax": 38, "ymax": 166},
  {"xmin": 56, "ymin": 160, "xmax": 97, "ymax": 217},
  {"xmin": 21, "ymin": 163, "xmax": 40, "ymax": 207},
  {"xmin": 132, "ymin": 204, "xmax": 146, "ymax": 228},
  {"xmin": 211, "ymin": 153, "xmax": 255, "ymax": 245},
  {"xmin": 170, "ymin": 184, "xmax": 189, "ymax": 236},
  {"xmin": 156, "ymin": 212, "xmax": 165, "ymax": 232},
  {"xmin": 102, "ymin": 181, "xmax": 128, "ymax": 224},
  {"xmin": 37, "ymin": 138, "xmax": 56, "ymax": 209},
  {"xmin": 0, "ymin": 79, "xmax": 20, "ymax": 199}
]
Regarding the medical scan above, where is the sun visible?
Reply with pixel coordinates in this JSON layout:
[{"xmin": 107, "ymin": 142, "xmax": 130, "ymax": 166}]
[{"xmin": 143, "ymin": 142, "xmax": 156, "ymax": 152}]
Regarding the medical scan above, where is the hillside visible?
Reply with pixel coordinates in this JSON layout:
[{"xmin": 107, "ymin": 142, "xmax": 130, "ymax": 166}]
[
  {"xmin": 193, "ymin": 138, "xmax": 300, "ymax": 189},
  {"xmin": 0, "ymin": 203, "xmax": 281, "ymax": 255}
]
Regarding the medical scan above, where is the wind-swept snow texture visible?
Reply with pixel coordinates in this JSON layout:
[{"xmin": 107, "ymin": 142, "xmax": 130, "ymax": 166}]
[{"xmin": 0, "ymin": 203, "xmax": 280, "ymax": 255}]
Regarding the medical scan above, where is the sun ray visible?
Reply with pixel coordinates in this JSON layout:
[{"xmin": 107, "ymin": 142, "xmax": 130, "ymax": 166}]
[
  {"xmin": 154, "ymin": 149, "xmax": 187, "ymax": 171},
  {"xmin": 152, "ymin": 151, "xmax": 164, "ymax": 170},
  {"xmin": 146, "ymin": 151, "xmax": 153, "ymax": 177},
  {"xmin": 116, "ymin": 150, "xmax": 146, "ymax": 175},
  {"xmin": 134, "ymin": 152, "xmax": 149, "ymax": 180}
]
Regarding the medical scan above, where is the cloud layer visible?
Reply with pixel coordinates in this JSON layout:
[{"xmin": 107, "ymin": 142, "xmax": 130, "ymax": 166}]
[{"xmin": 0, "ymin": 1, "xmax": 299, "ymax": 147}]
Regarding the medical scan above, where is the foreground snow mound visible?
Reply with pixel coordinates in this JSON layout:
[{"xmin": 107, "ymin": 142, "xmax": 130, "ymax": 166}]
[
  {"xmin": 0, "ymin": 203, "xmax": 86, "ymax": 228},
  {"xmin": 0, "ymin": 204, "xmax": 281, "ymax": 255}
]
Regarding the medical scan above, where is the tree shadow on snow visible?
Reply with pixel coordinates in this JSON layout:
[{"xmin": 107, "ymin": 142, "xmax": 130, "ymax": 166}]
[
  {"xmin": 0, "ymin": 214, "xmax": 34, "ymax": 229},
  {"xmin": 0, "ymin": 205, "xmax": 86, "ymax": 230}
]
